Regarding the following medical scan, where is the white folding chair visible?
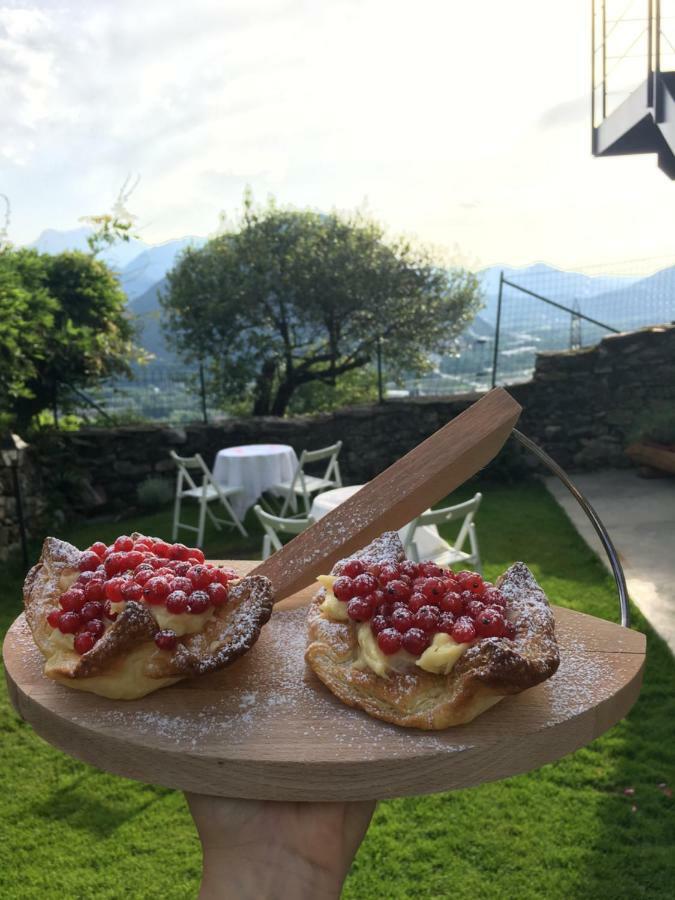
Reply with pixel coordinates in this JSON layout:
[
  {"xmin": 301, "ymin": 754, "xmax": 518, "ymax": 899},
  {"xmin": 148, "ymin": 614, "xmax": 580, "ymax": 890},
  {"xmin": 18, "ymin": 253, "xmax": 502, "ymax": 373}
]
[
  {"xmin": 401, "ymin": 493, "xmax": 483, "ymax": 573},
  {"xmin": 253, "ymin": 505, "xmax": 314, "ymax": 559},
  {"xmin": 170, "ymin": 451, "xmax": 247, "ymax": 547},
  {"xmin": 272, "ymin": 441, "xmax": 343, "ymax": 516}
]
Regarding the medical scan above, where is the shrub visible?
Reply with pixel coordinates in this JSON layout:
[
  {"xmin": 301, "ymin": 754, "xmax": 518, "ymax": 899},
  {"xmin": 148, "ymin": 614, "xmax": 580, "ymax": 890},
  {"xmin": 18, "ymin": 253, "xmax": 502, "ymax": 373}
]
[
  {"xmin": 629, "ymin": 403, "xmax": 675, "ymax": 446},
  {"xmin": 136, "ymin": 476, "xmax": 174, "ymax": 510}
]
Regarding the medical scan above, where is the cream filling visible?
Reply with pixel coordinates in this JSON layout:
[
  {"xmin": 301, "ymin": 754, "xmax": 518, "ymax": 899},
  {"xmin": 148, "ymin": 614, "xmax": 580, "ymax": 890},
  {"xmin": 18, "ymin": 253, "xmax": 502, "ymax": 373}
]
[
  {"xmin": 42, "ymin": 601, "xmax": 214, "ymax": 697},
  {"xmin": 415, "ymin": 633, "xmax": 470, "ymax": 674},
  {"xmin": 317, "ymin": 575, "xmax": 349, "ymax": 622},
  {"xmin": 317, "ymin": 574, "xmax": 471, "ymax": 677}
]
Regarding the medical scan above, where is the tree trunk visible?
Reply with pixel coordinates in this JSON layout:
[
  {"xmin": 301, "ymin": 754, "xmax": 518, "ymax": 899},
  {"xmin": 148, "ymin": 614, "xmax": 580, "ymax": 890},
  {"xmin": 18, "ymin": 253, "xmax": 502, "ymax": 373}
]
[
  {"xmin": 270, "ymin": 378, "xmax": 296, "ymax": 417},
  {"xmin": 252, "ymin": 359, "xmax": 277, "ymax": 416}
]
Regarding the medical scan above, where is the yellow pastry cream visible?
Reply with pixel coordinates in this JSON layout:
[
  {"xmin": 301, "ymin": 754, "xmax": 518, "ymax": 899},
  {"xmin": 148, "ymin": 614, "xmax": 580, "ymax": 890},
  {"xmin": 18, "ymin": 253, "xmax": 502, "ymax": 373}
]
[
  {"xmin": 43, "ymin": 604, "xmax": 214, "ymax": 699},
  {"xmin": 318, "ymin": 575, "xmax": 470, "ymax": 676}
]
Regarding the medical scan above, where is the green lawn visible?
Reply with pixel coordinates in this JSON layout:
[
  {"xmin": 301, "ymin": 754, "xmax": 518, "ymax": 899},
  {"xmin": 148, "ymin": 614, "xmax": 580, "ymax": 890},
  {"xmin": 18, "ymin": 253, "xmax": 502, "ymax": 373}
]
[{"xmin": 1, "ymin": 482, "xmax": 673, "ymax": 899}]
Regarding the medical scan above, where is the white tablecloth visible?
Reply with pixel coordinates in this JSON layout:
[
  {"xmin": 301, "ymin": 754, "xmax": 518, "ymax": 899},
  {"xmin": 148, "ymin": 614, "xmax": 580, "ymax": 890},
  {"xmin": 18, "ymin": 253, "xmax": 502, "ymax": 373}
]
[
  {"xmin": 213, "ymin": 444, "xmax": 299, "ymax": 519},
  {"xmin": 309, "ymin": 485, "xmax": 450, "ymax": 560}
]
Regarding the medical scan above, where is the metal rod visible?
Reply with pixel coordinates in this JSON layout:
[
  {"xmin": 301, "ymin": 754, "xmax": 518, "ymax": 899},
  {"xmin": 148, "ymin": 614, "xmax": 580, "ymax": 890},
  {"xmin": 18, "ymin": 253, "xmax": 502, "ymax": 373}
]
[
  {"xmin": 491, "ymin": 271, "xmax": 504, "ymax": 388},
  {"xmin": 602, "ymin": 0, "xmax": 607, "ymax": 119},
  {"xmin": 66, "ymin": 383, "xmax": 113, "ymax": 423},
  {"xmin": 648, "ymin": 0, "xmax": 654, "ymax": 107},
  {"xmin": 512, "ymin": 429, "xmax": 630, "ymax": 628},
  {"xmin": 655, "ymin": 0, "xmax": 662, "ymax": 120},
  {"xmin": 501, "ymin": 277, "xmax": 621, "ymax": 334},
  {"xmin": 11, "ymin": 462, "xmax": 29, "ymax": 569},
  {"xmin": 592, "ymin": 0, "xmax": 597, "ymax": 142},
  {"xmin": 199, "ymin": 361, "xmax": 208, "ymax": 424},
  {"xmin": 376, "ymin": 336, "xmax": 384, "ymax": 403}
]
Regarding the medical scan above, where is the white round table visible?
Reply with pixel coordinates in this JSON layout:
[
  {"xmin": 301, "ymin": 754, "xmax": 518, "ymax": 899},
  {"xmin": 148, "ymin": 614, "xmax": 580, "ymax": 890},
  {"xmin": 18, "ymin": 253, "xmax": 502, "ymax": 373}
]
[
  {"xmin": 309, "ymin": 486, "xmax": 451, "ymax": 561},
  {"xmin": 212, "ymin": 444, "xmax": 299, "ymax": 519}
]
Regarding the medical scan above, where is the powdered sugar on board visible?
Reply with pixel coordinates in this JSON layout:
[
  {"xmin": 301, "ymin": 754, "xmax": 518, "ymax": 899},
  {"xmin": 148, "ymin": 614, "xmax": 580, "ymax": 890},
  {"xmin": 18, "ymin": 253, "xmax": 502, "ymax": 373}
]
[{"xmin": 7, "ymin": 605, "xmax": 639, "ymax": 767}]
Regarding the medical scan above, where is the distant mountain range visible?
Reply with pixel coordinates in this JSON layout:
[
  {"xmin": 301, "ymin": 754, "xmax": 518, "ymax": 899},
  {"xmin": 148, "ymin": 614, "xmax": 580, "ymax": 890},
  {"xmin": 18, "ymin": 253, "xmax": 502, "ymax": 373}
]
[{"xmin": 25, "ymin": 229, "xmax": 675, "ymax": 365}]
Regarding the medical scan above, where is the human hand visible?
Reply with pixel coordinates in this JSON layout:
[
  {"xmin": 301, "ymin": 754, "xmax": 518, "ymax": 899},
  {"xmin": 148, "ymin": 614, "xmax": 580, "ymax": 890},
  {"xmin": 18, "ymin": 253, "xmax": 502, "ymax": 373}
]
[{"xmin": 186, "ymin": 792, "xmax": 375, "ymax": 900}]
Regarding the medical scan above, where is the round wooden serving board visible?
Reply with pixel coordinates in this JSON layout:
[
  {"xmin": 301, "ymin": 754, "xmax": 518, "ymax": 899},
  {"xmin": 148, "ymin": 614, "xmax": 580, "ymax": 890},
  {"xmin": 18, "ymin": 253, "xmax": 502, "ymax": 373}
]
[{"xmin": 3, "ymin": 560, "xmax": 646, "ymax": 802}]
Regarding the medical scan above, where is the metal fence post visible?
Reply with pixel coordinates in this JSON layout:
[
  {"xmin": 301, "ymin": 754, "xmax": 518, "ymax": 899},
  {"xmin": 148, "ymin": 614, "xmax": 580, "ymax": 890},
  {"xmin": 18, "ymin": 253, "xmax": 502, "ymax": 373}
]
[
  {"xmin": 376, "ymin": 336, "xmax": 384, "ymax": 403},
  {"xmin": 491, "ymin": 272, "xmax": 504, "ymax": 388},
  {"xmin": 199, "ymin": 361, "xmax": 208, "ymax": 424}
]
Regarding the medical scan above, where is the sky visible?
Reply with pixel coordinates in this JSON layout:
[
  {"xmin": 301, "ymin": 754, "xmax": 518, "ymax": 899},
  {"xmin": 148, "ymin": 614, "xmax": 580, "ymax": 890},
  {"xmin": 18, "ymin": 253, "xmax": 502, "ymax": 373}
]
[{"xmin": 2, "ymin": 0, "xmax": 675, "ymax": 272}]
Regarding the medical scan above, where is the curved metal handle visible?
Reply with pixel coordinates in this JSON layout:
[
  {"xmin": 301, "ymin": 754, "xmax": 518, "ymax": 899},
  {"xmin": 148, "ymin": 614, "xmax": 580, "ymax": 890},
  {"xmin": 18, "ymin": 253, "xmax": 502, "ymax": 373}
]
[{"xmin": 512, "ymin": 429, "xmax": 630, "ymax": 628}]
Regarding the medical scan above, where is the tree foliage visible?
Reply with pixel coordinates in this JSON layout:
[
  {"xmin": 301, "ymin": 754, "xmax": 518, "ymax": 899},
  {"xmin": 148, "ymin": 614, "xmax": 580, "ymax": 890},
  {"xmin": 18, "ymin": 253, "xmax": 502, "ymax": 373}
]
[
  {"xmin": 0, "ymin": 247, "xmax": 135, "ymax": 432},
  {"xmin": 161, "ymin": 196, "xmax": 482, "ymax": 416}
]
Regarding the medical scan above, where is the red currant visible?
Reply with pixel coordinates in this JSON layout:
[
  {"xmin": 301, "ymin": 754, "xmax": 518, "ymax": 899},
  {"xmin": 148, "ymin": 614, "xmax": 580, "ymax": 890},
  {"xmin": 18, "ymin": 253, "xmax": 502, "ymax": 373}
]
[
  {"xmin": 80, "ymin": 600, "xmax": 104, "ymax": 621},
  {"xmin": 420, "ymin": 562, "xmax": 443, "ymax": 578},
  {"xmin": 78, "ymin": 551, "xmax": 100, "ymax": 572},
  {"xmin": 124, "ymin": 550, "xmax": 144, "ymax": 570},
  {"xmin": 104, "ymin": 552, "xmax": 126, "ymax": 577},
  {"xmin": 385, "ymin": 579, "xmax": 411, "ymax": 601},
  {"xmin": 347, "ymin": 596, "xmax": 374, "ymax": 622},
  {"xmin": 154, "ymin": 629, "xmax": 177, "ymax": 650},
  {"xmin": 390, "ymin": 607, "xmax": 414, "ymax": 633},
  {"xmin": 376, "ymin": 628, "xmax": 402, "ymax": 655},
  {"xmin": 452, "ymin": 616, "xmax": 477, "ymax": 643},
  {"xmin": 214, "ymin": 567, "xmax": 236, "ymax": 585},
  {"xmin": 377, "ymin": 564, "xmax": 399, "ymax": 584},
  {"xmin": 437, "ymin": 612, "xmax": 456, "ymax": 634},
  {"xmin": 208, "ymin": 582, "xmax": 228, "ymax": 607},
  {"xmin": 188, "ymin": 591, "xmax": 210, "ymax": 614},
  {"xmin": 166, "ymin": 590, "xmax": 189, "ymax": 614},
  {"xmin": 59, "ymin": 587, "xmax": 85, "ymax": 612},
  {"xmin": 352, "ymin": 573, "xmax": 378, "ymax": 596},
  {"xmin": 402, "ymin": 627, "xmax": 430, "ymax": 656},
  {"xmin": 342, "ymin": 559, "xmax": 365, "ymax": 578},
  {"xmin": 58, "ymin": 611, "xmax": 82, "ymax": 634},
  {"xmin": 188, "ymin": 547, "xmax": 205, "ymax": 564},
  {"xmin": 89, "ymin": 542, "xmax": 107, "ymax": 558},
  {"xmin": 464, "ymin": 599, "xmax": 485, "ymax": 620},
  {"xmin": 332, "ymin": 577, "xmax": 354, "ymax": 602},
  {"xmin": 483, "ymin": 587, "xmax": 506, "ymax": 608},
  {"xmin": 189, "ymin": 565, "xmax": 214, "ymax": 590},
  {"xmin": 134, "ymin": 568, "xmax": 154, "ymax": 586},
  {"xmin": 144, "ymin": 576, "xmax": 171, "ymax": 605},
  {"xmin": 399, "ymin": 560, "xmax": 419, "ymax": 579},
  {"xmin": 152, "ymin": 540, "xmax": 171, "ymax": 558},
  {"xmin": 84, "ymin": 618, "xmax": 105, "ymax": 638},
  {"xmin": 114, "ymin": 535, "xmax": 134, "ymax": 553},
  {"xmin": 74, "ymin": 631, "xmax": 96, "ymax": 654},
  {"xmin": 122, "ymin": 581, "xmax": 143, "ymax": 602},
  {"xmin": 414, "ymin": 605, "xmax": 441, "ymax": 633},
  {"xmin": 104, "ymin": 577, "xmax": 126, "ymax": 602},
  {"xmin": 439, "ymin": 591, "xmax": 463, "ymax": 615},
  {"xmin": 370, "ymin": 615, "xmax": 388, "ymax": 635},
  {"xmin": 421, "ymin": 578, "xmax": 445, "ymax": 601},
  {"xmin": 47, "ymin": 609, "xmax": 61, "ymax": 628},
  {"xmin": 375, "ymin": 601, "xmax": 395, "ymax": 620},
  {"xmin": 408, "ymin": 592, "xmax": 427, "ymax": 613},
  {"xmin": 476, "ymin": 609, "xmax": 506, "ymax": 638},
  {"xmin": 173, "ymin": 561, "xmax": 191, "ymax": 577}
]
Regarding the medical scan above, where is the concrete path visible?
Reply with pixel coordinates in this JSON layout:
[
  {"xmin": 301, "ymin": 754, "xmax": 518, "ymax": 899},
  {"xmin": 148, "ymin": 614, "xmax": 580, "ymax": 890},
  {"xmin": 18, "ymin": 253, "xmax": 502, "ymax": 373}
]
[{"xmin": 546, "ymin": 469, "xmax": 675, "ymax": 654}]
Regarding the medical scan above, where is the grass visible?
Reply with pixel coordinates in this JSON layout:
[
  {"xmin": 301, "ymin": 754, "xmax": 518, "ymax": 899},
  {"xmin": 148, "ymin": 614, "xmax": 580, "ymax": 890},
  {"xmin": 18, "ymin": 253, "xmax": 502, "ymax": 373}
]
[{"xmin": 1, "ymin": 481, "xmax": 674, "ymax": 899}]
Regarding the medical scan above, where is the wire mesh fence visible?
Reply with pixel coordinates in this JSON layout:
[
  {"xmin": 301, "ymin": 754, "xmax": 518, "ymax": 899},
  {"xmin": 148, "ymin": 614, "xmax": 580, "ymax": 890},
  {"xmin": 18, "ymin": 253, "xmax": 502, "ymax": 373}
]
[
  {"xmin": 59, "ymin": 257, "xmax": 675, "ymax": 420},
  {"xmin": 401, "ymin": 257, "xmax": 675, "ymax": 397},
  {"xmin": 66, "ymin": 365, "xmax": 215, "ymax": 426}
]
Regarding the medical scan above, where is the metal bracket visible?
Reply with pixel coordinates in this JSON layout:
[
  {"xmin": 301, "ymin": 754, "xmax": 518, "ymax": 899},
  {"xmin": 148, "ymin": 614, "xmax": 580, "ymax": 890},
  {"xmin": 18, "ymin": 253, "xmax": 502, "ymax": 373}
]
[{"xmin": 512, "ymin": 429, "xmax": 630, "ymax": 628}]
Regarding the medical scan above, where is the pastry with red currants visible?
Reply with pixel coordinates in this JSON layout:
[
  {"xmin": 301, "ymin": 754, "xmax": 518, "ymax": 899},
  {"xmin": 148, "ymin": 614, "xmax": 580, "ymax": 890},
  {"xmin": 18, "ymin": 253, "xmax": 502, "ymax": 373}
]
[
  {"xmin": 23, "ymin": 533, "xmax": 274, "ymax": 699},
  {"xmin": 305, "ymin": 533, "xmax": 559, "ymax": 729}
]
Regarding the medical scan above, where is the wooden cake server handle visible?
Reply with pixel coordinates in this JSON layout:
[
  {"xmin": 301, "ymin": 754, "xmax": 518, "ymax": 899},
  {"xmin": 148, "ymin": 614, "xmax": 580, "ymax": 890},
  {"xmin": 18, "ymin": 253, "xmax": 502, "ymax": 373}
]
[{"xmin": 251, "ymin": 387, "xmax": 522, "ymax": 601}]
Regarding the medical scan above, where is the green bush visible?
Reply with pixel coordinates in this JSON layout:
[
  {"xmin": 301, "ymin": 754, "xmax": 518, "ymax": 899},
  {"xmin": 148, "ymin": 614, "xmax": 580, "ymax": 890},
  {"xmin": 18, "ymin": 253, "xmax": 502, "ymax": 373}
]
[
  {"xmin": 136, "ymin": 476, "xmax": 174, "ymax": 510},
  {"xmin": 629, "ymin": 402, "xmax": 675, "ymax": 446}
]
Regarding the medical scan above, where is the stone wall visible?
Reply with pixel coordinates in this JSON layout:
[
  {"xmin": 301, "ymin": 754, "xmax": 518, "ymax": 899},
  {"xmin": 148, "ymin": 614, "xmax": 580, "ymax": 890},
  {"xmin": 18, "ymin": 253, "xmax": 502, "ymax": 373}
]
[
  {"xmin": 14, "ymin": 322, "xmax": 675, "ymax": 536},
  {"xmin": 0, "ymin": 439, "xmax": 48, "ymax": 561}
]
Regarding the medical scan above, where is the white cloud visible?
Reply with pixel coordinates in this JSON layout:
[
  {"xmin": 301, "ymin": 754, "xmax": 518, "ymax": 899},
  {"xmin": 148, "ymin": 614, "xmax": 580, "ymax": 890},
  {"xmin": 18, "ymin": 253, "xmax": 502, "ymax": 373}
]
[{"xmin": 1, "ymin": 0, "xmax": 675, "ymax": 270}]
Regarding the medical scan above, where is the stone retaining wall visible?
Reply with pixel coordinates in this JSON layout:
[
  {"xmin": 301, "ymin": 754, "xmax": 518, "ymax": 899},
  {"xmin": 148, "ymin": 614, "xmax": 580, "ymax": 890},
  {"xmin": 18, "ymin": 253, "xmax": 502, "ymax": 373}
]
[{"xmin": 7, "ymin": 322, "xmax": 674, "ymax": 546}]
